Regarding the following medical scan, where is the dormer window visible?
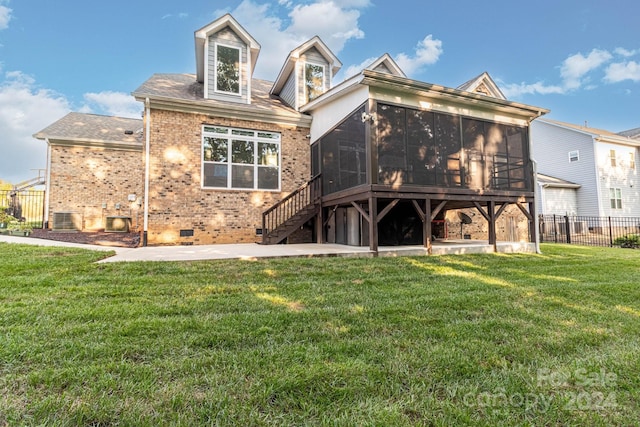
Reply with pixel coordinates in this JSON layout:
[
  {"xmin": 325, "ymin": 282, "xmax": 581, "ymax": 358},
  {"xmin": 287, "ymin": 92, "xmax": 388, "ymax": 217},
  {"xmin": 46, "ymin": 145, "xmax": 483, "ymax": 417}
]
[
  {"xmin": 195, "ymin": 15, "xmax": 259, "ymax": 103},
  {"xmin": 270, "ymin": 36, "xmax": 341, "ymax": 111},
  {"xmin": 216, "ymin": 44, "xmax": 241, "ymax": 95},
  {"xmin": 305, "ymin": 63, "xmax": 325, "ymax": 103}
]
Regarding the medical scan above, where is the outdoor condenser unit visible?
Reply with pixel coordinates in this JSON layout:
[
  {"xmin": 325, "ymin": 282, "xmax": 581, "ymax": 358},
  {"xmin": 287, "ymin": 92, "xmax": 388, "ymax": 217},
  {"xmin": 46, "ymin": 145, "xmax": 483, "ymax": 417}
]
[
  {"xmin": 105, "ymin": 216, "xmax": 131, "ymax": 232},
  {"xmin": 52, "ymin": 212, "xmax": 82, "ymax": 231}
]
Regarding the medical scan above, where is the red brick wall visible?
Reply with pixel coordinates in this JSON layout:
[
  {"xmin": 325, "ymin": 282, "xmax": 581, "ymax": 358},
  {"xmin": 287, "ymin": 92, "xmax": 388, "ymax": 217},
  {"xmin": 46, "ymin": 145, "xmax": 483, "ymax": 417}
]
[
  {"xmin": 47, "ymin": 145, "xmax": 144, "ymax": 231},
  {"xmin": 145, "ymin": 109, "xmax": 311, "ymax": 245}
]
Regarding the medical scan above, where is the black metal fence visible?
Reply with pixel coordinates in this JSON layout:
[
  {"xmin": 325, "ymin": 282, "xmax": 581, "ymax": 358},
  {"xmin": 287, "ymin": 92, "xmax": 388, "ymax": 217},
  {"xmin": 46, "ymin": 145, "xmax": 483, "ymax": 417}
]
[
  {"xmin": 0, "ymin": 189, "xmax": 45, "ymax": 228},
  {"xmin": 539, "ymin": 214, "xmax": 640, "ymax": 247}
]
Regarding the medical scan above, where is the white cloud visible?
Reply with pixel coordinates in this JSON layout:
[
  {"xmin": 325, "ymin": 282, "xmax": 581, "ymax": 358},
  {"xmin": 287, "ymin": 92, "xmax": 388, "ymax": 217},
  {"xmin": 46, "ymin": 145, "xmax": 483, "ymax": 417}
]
[
  {"xmin": 0, "ymin": 4, "xmax": 12, "ymax": 30},
  {"xmin": 228, "ymin": 0, "xmax": 369, "ymax": 79},
  {"xmin": 394, "ymin": 35, "xmax": 443, "ymax": 77},
  {"xmin": 604, "ymin": 61, "xmax": 640, "ymax": 83},
  {"xmin": 560, "ymin": 49, "xmax": 612, "ymax": 90},
  {"xmin": 0, "ymin": 71, "xmax": 70, "ymax": 183},
  {"xmin": 614, "ymin": 47, "xmax": 638, "ymax": 57},
  {"xmin": 501, "ymin": 81, "xmax": 565, "ymax": 98},
  {"xmin": 502, "ymin": 48, "xmax": 622, "ymax": 98},
  {"xmin": 288, "ymin": 1, "xmax": 365, "ymax": 52},
  {"xmin": 340, "ymin": 56, "xmax": 378, "ymax": 81},
  {"xmin": 161, "ymin": 12, "xmax": 188, "ymax": 20},
  {"xmin": 82, "ymin": 91, "xmax": 142, "ymax": 118}
]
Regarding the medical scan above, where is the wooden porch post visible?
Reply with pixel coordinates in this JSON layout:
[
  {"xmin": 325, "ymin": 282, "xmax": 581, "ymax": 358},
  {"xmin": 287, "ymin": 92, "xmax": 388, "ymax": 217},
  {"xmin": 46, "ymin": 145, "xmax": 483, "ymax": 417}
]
[
  {"xmin": 424, "ymin": 198, "xmax": 432, "ymax": 255},
  {"xmin": 369, "ymin": 196, "xmax": 378, "ymax": 254},
  {"xmin": 488, "ymin": 201, "xmax": 497, "ymax": 252},
  {"xmin": 528, "ymin": 201, "xmax": 537, "ymax": 244},
  {"xmin": 316, "ymin": 207, "xmax": 324, "ymax": 244}
]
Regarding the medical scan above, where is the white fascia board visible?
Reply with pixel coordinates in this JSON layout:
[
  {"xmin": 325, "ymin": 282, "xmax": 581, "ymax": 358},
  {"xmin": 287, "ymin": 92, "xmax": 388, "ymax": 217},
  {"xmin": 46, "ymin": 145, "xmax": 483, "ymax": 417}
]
[
  {"xmin": 595, "ymin": 136, "xmax": 640, "ymax": 147},
  {"xmin": 299, "ymin": 73, "xmax": 364, "ymax": 113}
]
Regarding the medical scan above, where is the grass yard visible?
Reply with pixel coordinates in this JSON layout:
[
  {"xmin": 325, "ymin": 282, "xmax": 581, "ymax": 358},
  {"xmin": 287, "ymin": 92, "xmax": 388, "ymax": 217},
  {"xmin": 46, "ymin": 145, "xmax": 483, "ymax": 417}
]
[{"xmin": 1, "ymin": 243, "xmax": 639, "ymax": 426}]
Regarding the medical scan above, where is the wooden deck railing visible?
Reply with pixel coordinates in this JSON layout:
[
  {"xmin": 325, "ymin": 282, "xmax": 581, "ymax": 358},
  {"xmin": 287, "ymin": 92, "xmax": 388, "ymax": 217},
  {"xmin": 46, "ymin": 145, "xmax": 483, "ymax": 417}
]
[{"xmin": 262, "ymin": 174, "xmax": 321, "ymax": 239}]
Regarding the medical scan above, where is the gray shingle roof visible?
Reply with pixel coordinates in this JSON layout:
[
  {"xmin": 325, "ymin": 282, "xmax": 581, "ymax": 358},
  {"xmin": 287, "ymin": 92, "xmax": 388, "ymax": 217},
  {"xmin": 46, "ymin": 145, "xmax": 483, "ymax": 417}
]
[
  {"xmin": 537, "ymin": 173, "xmax": 581, "ymax": 188},
  {"xmin": 132, "ymin": 73, "xmax": 305, "ymax": 120},
  {"xmin": 618, "ymin": 127, "xmax": 640, "ymax": 140},
  {"xmin": 34, "ymin": 112, "xmax": 143, "ymax": 145}
]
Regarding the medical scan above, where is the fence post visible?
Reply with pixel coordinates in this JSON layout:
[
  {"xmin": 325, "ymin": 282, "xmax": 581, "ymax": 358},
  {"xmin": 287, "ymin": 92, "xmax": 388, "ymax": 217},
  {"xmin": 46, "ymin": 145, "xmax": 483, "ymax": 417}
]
[
  {"xmin": 608, "ymin": 216, "xmax": 613, "ymax": 247},
  {"xmin": 564, "ymin": 215, "xmax": 571, "ymax": 244},
  {"xmin": 538, "ymin": 215, "xmax": 544, "ymax": 243}
]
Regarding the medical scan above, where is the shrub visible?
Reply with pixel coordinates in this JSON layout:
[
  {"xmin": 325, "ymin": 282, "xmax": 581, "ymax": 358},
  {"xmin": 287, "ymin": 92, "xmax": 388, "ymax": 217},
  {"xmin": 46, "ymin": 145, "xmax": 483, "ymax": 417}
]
[{"xmin": 613, "ymin": 234, "xmax": 640, "ymax": 249}]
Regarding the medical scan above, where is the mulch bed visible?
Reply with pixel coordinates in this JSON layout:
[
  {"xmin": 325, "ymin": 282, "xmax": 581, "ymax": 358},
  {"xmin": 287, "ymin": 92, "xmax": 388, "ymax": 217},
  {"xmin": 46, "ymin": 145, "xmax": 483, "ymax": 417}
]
[{"xmin": 29, "ymin": 229, "xmax": 141, "ymax": 248}]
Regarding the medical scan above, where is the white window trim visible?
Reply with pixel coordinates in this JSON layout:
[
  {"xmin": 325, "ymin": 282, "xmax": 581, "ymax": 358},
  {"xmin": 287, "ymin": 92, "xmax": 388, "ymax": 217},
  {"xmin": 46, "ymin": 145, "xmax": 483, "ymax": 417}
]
[
  {"xmin": 303, "ymin": 61, "xmax": 326, "ymax": 104},
  {"xmin": 201, "ymin": 126, "xmax": 282, "ymax": 192},
  {"xmin": 568, "ymin": 150, "xmax": 579, "ymax": 162},
  {"xmin": 609, "ymin": 149, "xmax": 617, "ymax": 167},
  {"xmin": 609, "ymin": 187, "xmax": 622, "ymax": 210},
  {"xmin": 214, "ymin": 42, "xmax": 242, "ymax": 97}
]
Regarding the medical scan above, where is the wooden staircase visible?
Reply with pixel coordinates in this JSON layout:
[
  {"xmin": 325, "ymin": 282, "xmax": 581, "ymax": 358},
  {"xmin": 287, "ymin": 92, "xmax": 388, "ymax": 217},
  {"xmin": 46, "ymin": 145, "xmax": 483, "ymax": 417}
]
[{"xmin": 261, "ymin": 175, "xmax": 321, "ymax": 244}]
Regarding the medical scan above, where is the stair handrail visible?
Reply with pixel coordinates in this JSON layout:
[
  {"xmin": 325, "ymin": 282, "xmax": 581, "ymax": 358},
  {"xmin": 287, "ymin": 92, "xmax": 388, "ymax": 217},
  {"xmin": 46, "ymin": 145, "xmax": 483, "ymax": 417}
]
[
  {"xmin": 262, "ymin": 174, "xmax": 321, "ymax": 237},
  {"xmin": 10, "ymin": 170, "xmax": 46, "ymax": 196}
]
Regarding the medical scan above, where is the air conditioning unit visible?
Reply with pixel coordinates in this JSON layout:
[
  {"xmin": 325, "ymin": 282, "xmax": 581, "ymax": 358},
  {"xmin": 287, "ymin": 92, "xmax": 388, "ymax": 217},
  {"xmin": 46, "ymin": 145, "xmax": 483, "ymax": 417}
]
[
  {"xmin": 52, "ymin": 212, "xmax": 82, "ymax": 231},
  {"xmin": 105, "ymin": 216, "xmax": 131, "ymax": 232},
  {"xmin": 557, "ymin": 220, "xmax": 588, "ymax": 235},
  {"xmin": 572, "ymin": 221, "xmax": 587, "ymax": 234}
]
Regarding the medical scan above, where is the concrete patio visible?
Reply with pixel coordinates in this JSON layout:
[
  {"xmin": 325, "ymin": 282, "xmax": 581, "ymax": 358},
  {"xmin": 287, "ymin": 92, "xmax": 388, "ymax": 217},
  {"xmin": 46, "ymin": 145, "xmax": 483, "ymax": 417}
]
[{"xmin": 1, "ymin": 234, "xmax": 537, "ymax": 263}]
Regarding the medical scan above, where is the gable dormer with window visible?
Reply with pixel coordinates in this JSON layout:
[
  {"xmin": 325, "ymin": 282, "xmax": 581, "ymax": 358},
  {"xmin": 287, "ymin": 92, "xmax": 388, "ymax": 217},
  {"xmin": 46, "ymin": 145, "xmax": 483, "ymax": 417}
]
[
  {"xmin": 194, "ymin": 14, "xmax": 260, "ymax": 104},
  {"xmin": 271, "ymin": 36, "xmax": 342, "ymax": 111}
]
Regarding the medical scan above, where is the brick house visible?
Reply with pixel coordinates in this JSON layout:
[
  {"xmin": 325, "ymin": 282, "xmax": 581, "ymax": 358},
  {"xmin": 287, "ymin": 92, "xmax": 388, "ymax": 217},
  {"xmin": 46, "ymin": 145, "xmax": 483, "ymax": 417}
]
[{"xmin": 36, "ymin": 14, "xmax": 548, "ymax": 251}]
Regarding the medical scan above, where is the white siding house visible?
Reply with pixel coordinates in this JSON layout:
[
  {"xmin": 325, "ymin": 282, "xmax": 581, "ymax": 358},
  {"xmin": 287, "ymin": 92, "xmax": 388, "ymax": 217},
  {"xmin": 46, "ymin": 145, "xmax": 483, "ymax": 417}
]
[
  {"xmin": 531, "ymin": 119, "xmax": 640, "ymax": 217},
  {"xmin": 535, "ymin": 173, "xmax": 581, "ymax": 216}
]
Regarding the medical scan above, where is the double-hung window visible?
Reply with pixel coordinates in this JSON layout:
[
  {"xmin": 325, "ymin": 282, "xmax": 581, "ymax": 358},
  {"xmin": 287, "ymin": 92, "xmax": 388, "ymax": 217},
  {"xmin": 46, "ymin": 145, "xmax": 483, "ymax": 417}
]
[
  {"xmin": 202, "ymin": 126, "xmax": 281, "ymax": 191},
  {"xmin": 609, "ymin": 188, "xmax": 622, "ymax": 209}
]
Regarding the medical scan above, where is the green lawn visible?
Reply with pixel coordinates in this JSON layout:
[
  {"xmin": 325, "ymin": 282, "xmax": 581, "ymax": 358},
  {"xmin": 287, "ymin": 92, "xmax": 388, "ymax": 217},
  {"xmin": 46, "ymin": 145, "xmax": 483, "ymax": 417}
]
[{"xmin": 1, "ymin": 243, "xmax": 639, "ymax": 426}]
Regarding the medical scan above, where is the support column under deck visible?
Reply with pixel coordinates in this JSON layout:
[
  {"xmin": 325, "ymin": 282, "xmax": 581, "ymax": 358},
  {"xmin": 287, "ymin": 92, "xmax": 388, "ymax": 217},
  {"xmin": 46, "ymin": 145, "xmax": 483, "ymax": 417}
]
[
  {"xmin": 488, "ymin": 201, "xmax": 497, "ymax": 252},
  {"xmin": 424, "ymin": 198, "xmax": 432, "ymax": 255},
  {"xmin": 368, "ymin": 196, "xmax": 378, "ymax": 254}
]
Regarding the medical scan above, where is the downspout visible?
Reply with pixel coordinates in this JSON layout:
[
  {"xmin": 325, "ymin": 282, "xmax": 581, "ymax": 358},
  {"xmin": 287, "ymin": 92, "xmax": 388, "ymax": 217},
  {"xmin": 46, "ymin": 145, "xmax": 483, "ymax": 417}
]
[
  {"xmin": 532, "ymin": 159, "xmax": 541, "ymax": 254},
  {"xmin": 529, "ymin": 111, "xmax": 543, "ymax": 254},
  {"xmin": 143, "ymin": 98, "xmax": 151, "ymax": 246},
  {"xmin": 43, "ymin": 139, "xmax": 52, "ymax": 229}
]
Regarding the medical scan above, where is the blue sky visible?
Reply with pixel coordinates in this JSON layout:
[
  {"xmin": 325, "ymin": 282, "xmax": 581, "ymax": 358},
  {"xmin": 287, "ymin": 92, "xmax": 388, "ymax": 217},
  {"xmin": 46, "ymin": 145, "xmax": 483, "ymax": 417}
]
[{"xmin": 1, "ymin": 0, "xmax": 639, "ymax": 183}]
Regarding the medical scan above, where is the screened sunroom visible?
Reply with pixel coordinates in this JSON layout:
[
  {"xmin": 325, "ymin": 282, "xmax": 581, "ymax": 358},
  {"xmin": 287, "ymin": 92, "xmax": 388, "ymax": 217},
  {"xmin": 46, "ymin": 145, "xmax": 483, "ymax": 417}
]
[{"xmin": 306, "ymin": 71, "xmax": 547, "ymax": 252}]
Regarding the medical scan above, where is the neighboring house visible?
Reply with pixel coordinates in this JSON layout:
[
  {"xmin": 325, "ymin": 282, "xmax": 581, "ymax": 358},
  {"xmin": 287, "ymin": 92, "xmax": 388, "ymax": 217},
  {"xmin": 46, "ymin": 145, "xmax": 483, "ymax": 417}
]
[
  {"xmin": 535, "ymin": 173, "xmax": 581, "ymax": 216},
  {"xmin": 531, "ymin": 119, "xmax": 640, "ymax": 217},
  {"xmin": 35, "ymin": 13, "xmax": 548, "ymax": 252}
]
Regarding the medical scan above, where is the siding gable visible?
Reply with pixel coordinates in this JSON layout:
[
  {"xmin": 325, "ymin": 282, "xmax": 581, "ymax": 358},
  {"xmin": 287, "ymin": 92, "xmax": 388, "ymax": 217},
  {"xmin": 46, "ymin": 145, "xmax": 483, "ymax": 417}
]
[
  {"xmin": 531, "ymin": 121, "xmax": 600, "ymax": 216},
  {"xmin": 206, "ymin": 27, "xmax": 249, "ymax": 104},
  {"xmin": 372, "ymin": 62, "xmax": 393, "ymax": 74},
  {"xmin": 297, "ymin": 46, "xmax": 330, "ymax": 108},
  {"xmin": 270, "ymin": 36, "xmax": 341, "ymax": 111}
]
